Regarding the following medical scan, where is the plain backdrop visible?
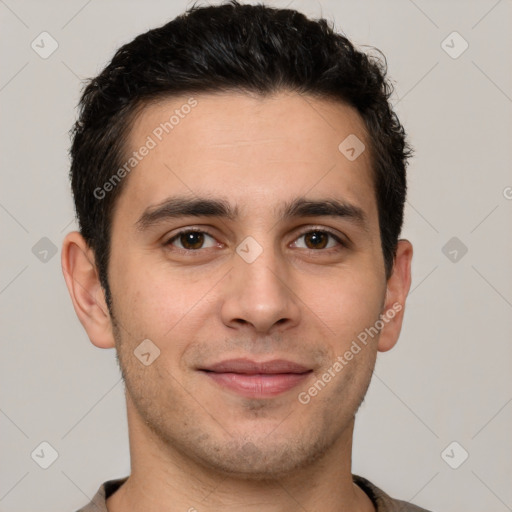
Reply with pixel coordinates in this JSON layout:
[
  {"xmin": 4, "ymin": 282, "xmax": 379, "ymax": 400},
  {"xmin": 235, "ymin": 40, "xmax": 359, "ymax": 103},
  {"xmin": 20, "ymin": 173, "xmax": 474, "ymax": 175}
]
[{"xmin": 1, "ymin": 1, "xmax": 511, "ymax": 511}]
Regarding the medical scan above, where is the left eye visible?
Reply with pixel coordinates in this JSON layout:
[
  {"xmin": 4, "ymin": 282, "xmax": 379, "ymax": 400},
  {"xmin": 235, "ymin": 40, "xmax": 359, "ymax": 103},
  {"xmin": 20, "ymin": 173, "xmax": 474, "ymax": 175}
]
[
  {"xmin": 165, "ymin": 229, "xmax": 343, "ymax": 252},
  {"xmin": 292, "ymin": 230, "xmax": 343, "ymax": 251}
]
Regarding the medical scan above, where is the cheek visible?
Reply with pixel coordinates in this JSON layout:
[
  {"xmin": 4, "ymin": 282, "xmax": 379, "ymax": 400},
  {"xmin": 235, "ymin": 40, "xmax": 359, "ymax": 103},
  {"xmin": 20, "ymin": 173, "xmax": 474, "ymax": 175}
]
[
  {"xmin": 110, "ymin": 246, "xmax": 168, "ymax": 319},
  {"xmin": 110, "ymin": 259, "xmax": 212, "ymax": 365},
  {"xmin": 307, "ymin": 270, "xmax": 385, "ymax": 341}
]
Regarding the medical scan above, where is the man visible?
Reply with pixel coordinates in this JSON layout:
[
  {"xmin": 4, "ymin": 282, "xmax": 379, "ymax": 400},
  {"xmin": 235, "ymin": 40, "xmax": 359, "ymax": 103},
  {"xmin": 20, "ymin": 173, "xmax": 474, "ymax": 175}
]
[{"xmin": 62, "ymin": 1, "xmax": 430, "ymax": 510}]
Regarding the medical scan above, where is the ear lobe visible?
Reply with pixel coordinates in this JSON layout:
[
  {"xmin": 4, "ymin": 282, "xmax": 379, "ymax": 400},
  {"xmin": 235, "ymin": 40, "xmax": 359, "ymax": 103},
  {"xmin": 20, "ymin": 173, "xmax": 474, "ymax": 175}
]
[
  {"xmin": 61, "ymin": 231, "xmax": 115, "ymax": 349},
  {"xmin": 377, "ymin": 239, "xmax": 413, "ymax": 353}
]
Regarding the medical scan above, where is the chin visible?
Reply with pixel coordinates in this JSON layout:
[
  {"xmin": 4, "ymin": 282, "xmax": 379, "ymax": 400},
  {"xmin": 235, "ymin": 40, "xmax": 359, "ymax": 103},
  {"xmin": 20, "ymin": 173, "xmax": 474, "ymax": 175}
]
[{"xmin": 189, "ymin": 434, "xmax": 333, "ymax": 481}]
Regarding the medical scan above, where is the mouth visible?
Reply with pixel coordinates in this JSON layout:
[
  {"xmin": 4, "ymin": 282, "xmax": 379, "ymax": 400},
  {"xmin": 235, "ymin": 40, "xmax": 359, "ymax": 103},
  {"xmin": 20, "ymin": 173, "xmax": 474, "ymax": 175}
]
[{"xmin": 198, "ymin": 358, "xmax": 313, "ymax": 399}]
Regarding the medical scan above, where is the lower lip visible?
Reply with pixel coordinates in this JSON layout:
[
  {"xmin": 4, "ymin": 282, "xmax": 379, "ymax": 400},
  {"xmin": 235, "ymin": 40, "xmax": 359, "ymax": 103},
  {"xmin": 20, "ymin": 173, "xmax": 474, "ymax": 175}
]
[{"xmin": 202, "ymin": 371, "xmax": 311, "ymax": 398}]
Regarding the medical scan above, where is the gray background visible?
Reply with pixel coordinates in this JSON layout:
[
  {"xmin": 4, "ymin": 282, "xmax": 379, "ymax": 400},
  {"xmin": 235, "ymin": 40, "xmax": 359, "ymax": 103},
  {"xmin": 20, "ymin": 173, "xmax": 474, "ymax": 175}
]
[{"xmin": 1, "ymin": 0, "xmax": 511, "ymax": 511}]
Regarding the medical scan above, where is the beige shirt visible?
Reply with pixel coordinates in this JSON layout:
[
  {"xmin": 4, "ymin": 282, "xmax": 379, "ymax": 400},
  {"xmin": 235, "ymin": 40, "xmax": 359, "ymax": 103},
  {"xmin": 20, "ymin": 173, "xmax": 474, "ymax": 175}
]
[{"xmin": 74, "ymin": 474, "xmax": 432, "ymax": 511}]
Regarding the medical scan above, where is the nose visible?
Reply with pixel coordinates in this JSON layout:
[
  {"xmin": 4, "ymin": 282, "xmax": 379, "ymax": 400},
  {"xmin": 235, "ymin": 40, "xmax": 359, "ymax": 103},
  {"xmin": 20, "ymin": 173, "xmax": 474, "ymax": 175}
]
[{"xmin": 219, "ymin": 242, "xmax": 301, "ymax": 335}]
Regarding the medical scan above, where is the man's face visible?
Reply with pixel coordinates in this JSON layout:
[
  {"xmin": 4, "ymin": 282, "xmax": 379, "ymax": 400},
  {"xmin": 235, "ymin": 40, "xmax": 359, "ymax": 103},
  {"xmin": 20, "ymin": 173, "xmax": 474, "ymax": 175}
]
[{"xmin": 107, "ymin": 91, "xmax": 389, "ymax": 477}]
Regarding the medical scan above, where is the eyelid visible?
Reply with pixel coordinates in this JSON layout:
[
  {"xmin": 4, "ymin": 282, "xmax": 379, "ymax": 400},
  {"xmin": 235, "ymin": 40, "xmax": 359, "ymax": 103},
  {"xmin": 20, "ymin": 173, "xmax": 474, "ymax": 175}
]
[{"xmin": 294, "ymin": 225, "xmax": 346, "ymax": 241}]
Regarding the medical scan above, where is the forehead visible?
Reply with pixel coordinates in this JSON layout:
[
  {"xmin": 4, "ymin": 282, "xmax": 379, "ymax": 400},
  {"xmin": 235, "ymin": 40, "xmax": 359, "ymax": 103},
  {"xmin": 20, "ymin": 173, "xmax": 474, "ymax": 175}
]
[{"xmin": 114, "ymin": 91, "xmax": 377, "ymax": 226}]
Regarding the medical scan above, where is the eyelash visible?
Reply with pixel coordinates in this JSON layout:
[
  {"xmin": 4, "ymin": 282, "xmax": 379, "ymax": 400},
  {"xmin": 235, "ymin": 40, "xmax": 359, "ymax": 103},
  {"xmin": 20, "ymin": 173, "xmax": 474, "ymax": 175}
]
[{"xmin": 164, "ymin": 227, "xmax": 346, "ymax": 255}]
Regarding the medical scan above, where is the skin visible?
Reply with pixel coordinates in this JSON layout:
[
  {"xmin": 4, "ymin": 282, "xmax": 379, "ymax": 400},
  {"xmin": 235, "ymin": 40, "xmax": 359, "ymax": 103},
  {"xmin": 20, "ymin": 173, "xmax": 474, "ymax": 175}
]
[{"xmin": 62, "ymin": 91, "xmax": 412, "ymax": 512}]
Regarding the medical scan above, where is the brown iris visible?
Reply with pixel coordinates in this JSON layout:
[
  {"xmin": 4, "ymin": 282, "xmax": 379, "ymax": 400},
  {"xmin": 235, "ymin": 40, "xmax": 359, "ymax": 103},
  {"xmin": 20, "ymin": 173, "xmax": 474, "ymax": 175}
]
[
  {"xmin": 303, "ymin": 231, "xmax": 329, "ymax": 250},
  {"xmin": 179, "ymin": 232, "xmax": 205, "ymax": 250}
]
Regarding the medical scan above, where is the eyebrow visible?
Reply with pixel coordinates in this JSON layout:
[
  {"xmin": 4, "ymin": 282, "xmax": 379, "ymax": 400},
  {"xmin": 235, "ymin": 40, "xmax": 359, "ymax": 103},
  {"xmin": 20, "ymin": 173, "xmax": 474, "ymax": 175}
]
[{"xmin": 135, "ymin": 195, "xmax": 369, "ymax": 233}]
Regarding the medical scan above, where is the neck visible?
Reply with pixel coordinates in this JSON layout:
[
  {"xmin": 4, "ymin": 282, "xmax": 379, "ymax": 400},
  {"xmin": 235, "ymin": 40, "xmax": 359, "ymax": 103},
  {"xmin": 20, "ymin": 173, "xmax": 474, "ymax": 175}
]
[{"xmin": 107, "ymin": 394, "xmax": 375, "ymax": 512}]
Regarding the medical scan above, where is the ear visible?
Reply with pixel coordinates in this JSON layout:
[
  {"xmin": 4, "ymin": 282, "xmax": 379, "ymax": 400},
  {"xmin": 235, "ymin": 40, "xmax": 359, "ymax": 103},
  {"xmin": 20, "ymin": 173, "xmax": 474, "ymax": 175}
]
[
  {"xmin": 61, "ymin": 231, "xmax": 115, "ymax": 349},
  {"xmin": 377, "ymin": 239, "xmax": 413, "ymax": 352}
]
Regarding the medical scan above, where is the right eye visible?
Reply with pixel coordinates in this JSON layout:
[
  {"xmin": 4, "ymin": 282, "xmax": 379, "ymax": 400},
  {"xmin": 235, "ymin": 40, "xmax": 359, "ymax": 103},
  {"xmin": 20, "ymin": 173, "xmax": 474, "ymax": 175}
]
[{"xmin": 165, "ymin": 229, "xmax": 219, "ymax": 252}]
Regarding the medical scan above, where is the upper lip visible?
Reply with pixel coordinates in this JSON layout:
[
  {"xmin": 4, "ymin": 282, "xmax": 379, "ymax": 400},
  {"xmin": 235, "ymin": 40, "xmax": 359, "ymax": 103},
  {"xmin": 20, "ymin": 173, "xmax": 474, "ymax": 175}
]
[{"xmin": 200, "ymin": 358, "xmax": 311, "ymax": 374}]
